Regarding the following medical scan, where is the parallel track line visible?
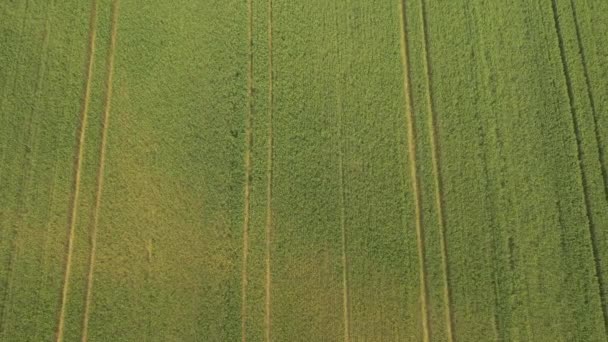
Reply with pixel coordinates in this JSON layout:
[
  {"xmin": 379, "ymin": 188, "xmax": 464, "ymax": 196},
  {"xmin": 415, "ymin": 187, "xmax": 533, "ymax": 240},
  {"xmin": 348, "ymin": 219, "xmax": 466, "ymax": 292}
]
[
  {"xmin": 55, "ymin": 1, "xmax": 98, "ymax": 340},
  {"xmin": 398, "ymin": 1, "xmax": 431, "ymax": 341},
  {"xmin": 569, "ymin": 0, "xmax": 608, "ymax": 203},
  {"xmin": 419, "ymin": 0, "xmax": 455, "ymax": 340},
  {"xmin": 81, "ymin": 1, "xmax": 120, "ymax": 340},
  {"xmin": 550, "ymin": 0, "xmax": 608, "ymax": 335}
]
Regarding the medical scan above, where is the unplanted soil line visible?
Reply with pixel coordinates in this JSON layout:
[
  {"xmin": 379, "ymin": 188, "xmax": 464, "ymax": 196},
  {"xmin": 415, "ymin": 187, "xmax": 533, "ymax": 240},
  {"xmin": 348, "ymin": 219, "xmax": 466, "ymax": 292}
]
[
  {"xmin": 265, "ymin": 0, "xmax": 274, "ymax": 340},
  {"xmin": 419, "ymin": 0, "xmax": 456, "ymax": 340},
  {"xmin": 241, "ymin": 0, "xmax": 253, "ymax": 340},
  {"xmin": 55, "ymin": 1, "xmax": 98, "ymax": 341},
  {"xmin": 81, "ymin": 1, "xmax": 119, "ymax": 341},
  {"xmin": 398, "ymin": 1, "xmax": 431, "ymax": 341},
  {"xmin": 569, "ymin": 0, "xmax": 608, "ymax": 203},
  {"xmin": 551, "ymin": 0, "xmax": 608, "ymax": 334}
]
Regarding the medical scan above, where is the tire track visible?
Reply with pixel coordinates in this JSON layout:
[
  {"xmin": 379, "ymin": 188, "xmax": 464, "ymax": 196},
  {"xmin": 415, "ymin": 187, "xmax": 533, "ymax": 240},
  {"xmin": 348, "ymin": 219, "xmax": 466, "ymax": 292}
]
[
  {"xmin": 55, "ymin": 1, "xmax": 98, "ymax": 341},
  {"xmin": 241, "ymin": 0, "xmax": 254, "ymax": 340},
  {"xmin": 397, "ymin": 1, "xmax": 431, "ymax": 341},
  {"xmin": 569, "ymin": 0, "xmax": 608, "ymax": 203},
  {"xmin": 550, "ymin": 0, "xmax": 608, "ymax": 335},
  {"xmin": 264, "ymin": 0, "xmax": 274, "ymax": 340},
  {"xmin": 81, "ymin": 1, "xmax": 119, "ymax": 340},
  {"xmin": 418, "ymin": 0, "xmax": 455, "ymax": 341}
]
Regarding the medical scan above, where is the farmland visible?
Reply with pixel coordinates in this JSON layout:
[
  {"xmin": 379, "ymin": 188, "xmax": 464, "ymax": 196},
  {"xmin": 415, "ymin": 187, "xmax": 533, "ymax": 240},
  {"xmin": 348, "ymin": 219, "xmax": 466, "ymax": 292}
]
[{"xmin": 0, "ymin": 0, "xmax": 607, "ymax": 341}]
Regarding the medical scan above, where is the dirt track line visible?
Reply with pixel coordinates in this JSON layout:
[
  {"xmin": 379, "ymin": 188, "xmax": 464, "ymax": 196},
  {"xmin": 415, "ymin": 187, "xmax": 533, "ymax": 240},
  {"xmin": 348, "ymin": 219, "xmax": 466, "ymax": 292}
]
[
  {"xmin": 550, "ymin": 0, "xmax": 608, "ymax": 335},
  {"xmin": 569, "ymin": 0, "xmax": 608, "ymax": 203},
  {"xmin": 264, "ymin": 0, "xmax": 274, "ymax": 340},
  {"xmin": 80, "ymin": 1, "xmax": 119, "ymax": 341},
  {"xmin": 241, "ymin": 0, "xmax": 254, "ymax": 340},
  {"xmin": 398, "ymin": 1, "xmax": 430, "ymax": 341},
  {"xmin": 55, "ymin": 1, "xmax": 98, "ymax": 341},
  {"xmin": 418, "ymin": 1, "xmax": 455, "ymax": 341}
]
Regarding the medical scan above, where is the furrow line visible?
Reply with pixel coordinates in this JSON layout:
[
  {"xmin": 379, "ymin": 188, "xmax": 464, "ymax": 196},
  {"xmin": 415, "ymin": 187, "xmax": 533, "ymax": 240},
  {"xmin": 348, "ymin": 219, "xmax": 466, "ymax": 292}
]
[
  {"xmin": 264, "ymin": 0, "xmax": 274, "ymax": 340},
  {"xmin": 550, "ymin": 0, "xmax": 608, "ymax": 335},
  {"xmin": 418, "ymin": 0, "xmax": 455, "ymax": 341},
  {"xmin": 55, "ymin": 1, "xmax": 98, "ymax": 341},
  {"xmin": 398, "ymin": 1, "xmax": 431, "ymax": 341},
  {"xmin": 81, "ymin": 1, "xmax": 119, "ymax": 340},
  {"xmin": 241, "ymin": 0, "xmax": 254, "ymax": 340},
  {"xmin": 569, "ymin": 0, "xmax": 608, "ymax": 203}
]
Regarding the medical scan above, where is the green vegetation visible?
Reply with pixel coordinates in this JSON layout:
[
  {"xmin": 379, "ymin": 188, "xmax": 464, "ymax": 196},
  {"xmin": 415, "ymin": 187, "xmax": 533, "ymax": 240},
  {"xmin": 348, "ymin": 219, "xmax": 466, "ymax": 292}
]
[{"xmin": 0, "ymin": 0, "xmax": 606, "ymax": 341}]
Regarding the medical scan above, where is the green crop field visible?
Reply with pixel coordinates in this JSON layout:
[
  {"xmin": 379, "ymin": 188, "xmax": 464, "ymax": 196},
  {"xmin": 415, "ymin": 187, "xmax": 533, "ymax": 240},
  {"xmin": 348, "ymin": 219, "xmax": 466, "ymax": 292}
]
[{"xmin": 1, "ymin": 0, "xmax": 607, "ymax": 341}]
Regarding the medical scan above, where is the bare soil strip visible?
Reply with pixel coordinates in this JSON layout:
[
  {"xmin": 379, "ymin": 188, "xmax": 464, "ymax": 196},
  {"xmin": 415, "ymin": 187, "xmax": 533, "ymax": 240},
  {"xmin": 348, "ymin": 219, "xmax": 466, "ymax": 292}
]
[
  {"xmin": 80, "ymin": 1, "xmax": 119, "ymax": 341},
  {"xmin": 550, "ymin": 0, "xmax": 608, "ymax": 335},
  {"xmin": 54, "ymin": 1, "xmax": 98, "ymax": 341},
  {"xmin": 418, "ymin": 1, "xmax": 455, "ymax": 340},
  {"xmin": 398, "ymin": 1, "xmax": 431, "ymax": 341}
]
